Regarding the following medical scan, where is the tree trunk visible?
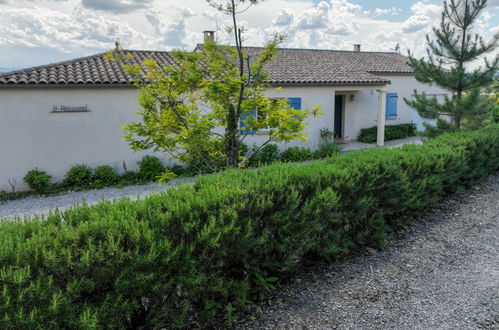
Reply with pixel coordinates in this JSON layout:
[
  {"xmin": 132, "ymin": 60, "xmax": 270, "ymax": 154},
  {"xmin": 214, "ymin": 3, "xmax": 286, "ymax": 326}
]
[
  {"xmin": 455, "ymin": 90, "xmax": 463, "ymax": 130},
  {"xmin": 455, "ymin": 115, "xmax": 461, "ymax": 130},
  {"xmin": 225, "ymin": 104, "xmax": 240, "ymax": 168}
]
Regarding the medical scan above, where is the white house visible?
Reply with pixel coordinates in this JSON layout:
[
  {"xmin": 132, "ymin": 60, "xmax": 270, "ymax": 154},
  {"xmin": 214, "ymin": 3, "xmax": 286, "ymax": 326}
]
[{"xmin": 0, "ymin": 41, "xmax": 450, "ymax": 191}]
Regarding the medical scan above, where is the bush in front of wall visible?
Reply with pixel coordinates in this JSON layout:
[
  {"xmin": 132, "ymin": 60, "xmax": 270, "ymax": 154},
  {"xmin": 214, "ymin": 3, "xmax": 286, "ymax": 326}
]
[
  {"xmin": 23, "ymin": 168, "xmax": 52, "ymax": 193},
  {"xmin": 138, "ymin": 155, "xmax": 165, "ymax": 181},
  {"xmin": 315, "ymin": 139, "xmax": 343, "ymax": 158},
  {"xmin": 119, "ymin": 170, "xmax": 144, "ymax": 185},
  {"xmin": 0, "ymin": 126, "xmax": 498, "ymax": 329},
  {"xmin": 280, "ymin": 146, "xmax": 315, "ymax": 162},
  {"xmin": 357, "ymin": 123, "xmax": 417, "ymax": 143},
  {"xmin": 247, "ymin": 144, "xmax": 281, "ymax": 166},
  {"xmin": 169, "ymin": 165, "xmax": 186, "ymax": 176},
  {"xmin": 93, "ymin": 165, "xmax": 120, "ymax": 187},
  {"xmin": 63, "ymin": 164, "xmax": 94, "ymax": 188}
]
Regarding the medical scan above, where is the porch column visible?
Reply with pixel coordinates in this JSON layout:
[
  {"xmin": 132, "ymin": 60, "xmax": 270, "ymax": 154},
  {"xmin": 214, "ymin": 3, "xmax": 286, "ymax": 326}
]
[{"xmin": 377, "ymin": 89, "xmax": 387, "ymax": 147}]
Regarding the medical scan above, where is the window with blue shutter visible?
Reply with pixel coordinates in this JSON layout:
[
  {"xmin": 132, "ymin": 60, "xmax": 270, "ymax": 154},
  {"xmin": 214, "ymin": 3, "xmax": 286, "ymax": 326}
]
[
  {"xmin": 385, "ymin": 93, "xmax": 398, "ymax": 119},
  {"xmin": 240, "ymin": 97, "xmax": 302, "ymax": 135},
  {"xmin": 240, "ymin": 109, "xmax": 257, "ymax": 135},
  {"xmin": 287, "ymin": 97, "xmax": 302, "ymax": 110}
]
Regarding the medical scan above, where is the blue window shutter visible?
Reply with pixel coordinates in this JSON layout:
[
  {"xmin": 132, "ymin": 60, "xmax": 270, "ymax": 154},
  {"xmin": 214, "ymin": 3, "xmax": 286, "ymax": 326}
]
[
  {"xmin": 240, "ymin": 109, "xmax": 257, "ymax": 135},
  {"xmin": 385, "ymin": 93, "xmax": 398, "ymax": 119},
  {"xmin": 287, "ymin": 97, "xmax": 302, "ymax": 110}
]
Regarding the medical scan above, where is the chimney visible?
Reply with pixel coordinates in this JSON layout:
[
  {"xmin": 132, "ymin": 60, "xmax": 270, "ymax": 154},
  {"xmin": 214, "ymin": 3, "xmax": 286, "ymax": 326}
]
[
  {"xmin": 203, "ymin": 30, "xmax": 215, "ymax": 44},
  {"xmin": 354, "ymin": 44, "xmax": 361, "ymax": 52}
]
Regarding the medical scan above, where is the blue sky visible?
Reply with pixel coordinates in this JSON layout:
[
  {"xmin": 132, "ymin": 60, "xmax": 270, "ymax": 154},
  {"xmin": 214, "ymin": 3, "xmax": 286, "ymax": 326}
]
[
  {"xmin": 0, "ymin": 0, "xmax": 497, "ymax": 70},
  {"xmin": 347, "ymin": 0, "xmax": 433, "ymax": 19},
  {"xmin": 314, "ymin": 0, "xmax": 418, "ymax": 16}
]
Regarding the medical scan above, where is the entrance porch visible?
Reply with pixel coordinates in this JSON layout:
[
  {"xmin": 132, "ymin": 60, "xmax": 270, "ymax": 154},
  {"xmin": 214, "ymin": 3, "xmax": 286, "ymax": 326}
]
[{"xmin": 332, "ymin": 86, "xmax": 388, "ymax": 146}]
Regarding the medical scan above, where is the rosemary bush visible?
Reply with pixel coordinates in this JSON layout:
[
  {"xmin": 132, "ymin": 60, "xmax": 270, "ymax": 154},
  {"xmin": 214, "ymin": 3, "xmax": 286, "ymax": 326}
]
[{"xmin": 1, "ymin": 125, "xmax": 498, "ymax": 329}]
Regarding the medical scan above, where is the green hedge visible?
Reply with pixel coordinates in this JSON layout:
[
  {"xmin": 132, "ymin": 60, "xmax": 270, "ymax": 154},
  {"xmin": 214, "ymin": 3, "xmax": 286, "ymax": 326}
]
[
  {"xmin": 358, "ymin": 123, "xmax": 417, "ymax": 143},
  {"xmin": 1, "ymin": 126, "xmax": 498, "ymax": 329}
]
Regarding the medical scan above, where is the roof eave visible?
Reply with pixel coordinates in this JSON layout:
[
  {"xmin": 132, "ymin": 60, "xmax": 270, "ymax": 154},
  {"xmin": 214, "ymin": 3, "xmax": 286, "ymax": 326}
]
[
  {"xmin": 0, "ymin": 83, "xmax": 136, "ymax": 89},
  {"xmin": 269, "ymin": 81, "xmax": 390, "ymax": 87},
  {"xmin": 369, "ymin": 71, "xmax": 414, "ymax": 76},
  {"xmin": 0, "ymin": 81, "xmax": 392, "ymax": 88}
]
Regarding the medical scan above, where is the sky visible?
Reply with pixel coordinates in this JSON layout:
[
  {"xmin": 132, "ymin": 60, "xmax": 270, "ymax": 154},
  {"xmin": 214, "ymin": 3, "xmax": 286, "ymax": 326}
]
[{"xmin": 0, "ymin": 0, "xmax": 498, "ymax": 70}]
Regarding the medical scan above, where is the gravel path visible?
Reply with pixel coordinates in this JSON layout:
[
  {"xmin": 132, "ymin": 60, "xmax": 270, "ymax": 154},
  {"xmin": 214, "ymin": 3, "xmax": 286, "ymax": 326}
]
[
  {"xmin": 341, "ymin": 136, "xmax": 422, "ymax": 153},
  {"xmin": 241, "ymin": 173, "xmax": 499, "ymax": 330},
  {"xmin": 0, "ymin": 177, "xmax": 195, "ymax": 220},
  {"xmin": 0, "ymin": 138, "xmax": 422, "ymax": 221}
]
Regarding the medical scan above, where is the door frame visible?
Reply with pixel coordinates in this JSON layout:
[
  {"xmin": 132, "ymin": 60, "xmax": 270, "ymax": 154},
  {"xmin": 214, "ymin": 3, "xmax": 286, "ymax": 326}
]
[{"xmin": 334, "ymin": 94, "xmax": 345, "ymax": 140}]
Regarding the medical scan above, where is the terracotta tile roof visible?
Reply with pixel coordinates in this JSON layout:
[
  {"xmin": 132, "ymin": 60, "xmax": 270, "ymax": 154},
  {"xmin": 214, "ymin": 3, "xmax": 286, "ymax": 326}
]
[
  {"xmin": 0, "ymin": 50, "xmax": 178, "ymax": 86},
  {"xmin": 237, "ymin": 47, "xmax": 413, "ymax": 85},
  {"xmin": 0, "ymin": 47, "xmax": 413, "ymax": 87}
]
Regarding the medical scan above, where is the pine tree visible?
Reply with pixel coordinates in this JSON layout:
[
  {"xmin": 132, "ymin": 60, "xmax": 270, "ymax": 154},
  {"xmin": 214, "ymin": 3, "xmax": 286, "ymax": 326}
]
[{"xmin": 405, "ymin": 0, "xmax": 499, "ymax": 136}]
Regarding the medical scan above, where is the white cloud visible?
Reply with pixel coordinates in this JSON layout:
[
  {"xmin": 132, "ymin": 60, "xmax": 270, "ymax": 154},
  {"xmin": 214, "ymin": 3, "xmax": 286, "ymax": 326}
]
[
  {"xmin": 145, "ymin": 6, "xmax": 199, "ymax": 48},
  {"xmin": 401, "ymin": 2, "xmax": 441, "ymax": 33},
  {"xmin": 81, "ymin": 0, "xmax": 155, "ymax": 13},
  {"xmin": 264, "ymin": 0, "xmax": 363, "ymax": 48},
  {"xmin": 178, "ymin": 6, "xmax": 195, "ymax": 18},
  {"xmin": 0, "ymin": 0, "xmax": 497, "ymax": 69},
  {"xmin": 296, "ymin": 1, "xmax": 331, "ymax": 30},
  {"xmin": 0, "ymin": 6, "xmax": 156, "ymax": 54},
  {"xmin": 374, "ymin": 7, "xmax": 402, "ymax": 16},
  {"xmin": 273, "ymin": 9, "xmax": 294, "ymax": 26}
]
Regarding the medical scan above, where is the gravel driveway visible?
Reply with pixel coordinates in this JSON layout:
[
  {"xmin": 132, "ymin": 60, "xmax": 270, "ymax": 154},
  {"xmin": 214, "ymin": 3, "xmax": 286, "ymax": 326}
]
[
  {"xmin": 241, "ymin": 173, "xmax": 499, "ymax": 330},
  {"xmin": 0, "ymin": 177, "xmax": 195, "ymax": 220}
]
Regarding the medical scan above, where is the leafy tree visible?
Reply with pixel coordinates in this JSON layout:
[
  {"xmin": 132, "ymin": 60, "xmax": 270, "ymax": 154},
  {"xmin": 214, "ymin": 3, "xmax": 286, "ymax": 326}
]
[
  {"xmin": 112, "ymin": 0, "xmax": 321, "ymax": 176},
  {"xmin": 405, "ymin": 0, "xmax": 499, "ymax": 136}
]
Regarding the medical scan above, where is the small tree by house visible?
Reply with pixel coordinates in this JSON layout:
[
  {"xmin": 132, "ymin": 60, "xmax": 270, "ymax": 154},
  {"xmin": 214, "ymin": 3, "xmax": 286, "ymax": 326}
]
[
  {"xmin": 405, "ymin": 0, "xmax": 499, "ymax": 137},
  {"xmin": 112, "ymin": 0, "xmax": 321, "ymax": 179}
]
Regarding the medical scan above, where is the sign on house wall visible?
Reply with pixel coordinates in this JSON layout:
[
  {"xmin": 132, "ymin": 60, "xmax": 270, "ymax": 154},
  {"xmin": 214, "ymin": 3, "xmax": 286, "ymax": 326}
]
[{"xmin": 51, "ymin": 105, "xmax": 91, "ymax": 113}]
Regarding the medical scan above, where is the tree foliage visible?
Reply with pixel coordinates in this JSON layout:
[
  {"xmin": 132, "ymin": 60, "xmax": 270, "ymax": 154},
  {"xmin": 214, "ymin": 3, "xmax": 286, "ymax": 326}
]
[
  {"xmin": 114, "ymin": 0, "xmax": 321, "ymax": 175},
  {"xmin": 486, "ymin": 79, "xmax": 499, "ymax": 123},
  {"xmin": 405, "ymin": 0, "xmax": 498, "ymax": 136}
]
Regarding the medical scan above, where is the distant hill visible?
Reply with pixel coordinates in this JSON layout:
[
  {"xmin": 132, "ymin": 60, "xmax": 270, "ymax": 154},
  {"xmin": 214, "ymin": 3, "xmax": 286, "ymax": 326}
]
[{"xmin": 0, "ymin": 67, "xmax": 21, "ymax": 73}]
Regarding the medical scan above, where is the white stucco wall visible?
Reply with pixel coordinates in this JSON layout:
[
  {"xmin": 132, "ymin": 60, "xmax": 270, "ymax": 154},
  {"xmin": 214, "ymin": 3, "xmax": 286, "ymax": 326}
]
[
  {"xmin": 340, "ymin": 76, "xmax": 451, "ymax": 140},
  {"xmin": 0, "ymin": 87, "xmax": 159, "ymax": 191},
  {"xmin": 383, "ymin": 75, "xmax": 451, "ymax": 131},
  {"xmin": 0, "ymin": 76, "xmax": 450, "ymax": 191},
  {"xmin": 242, "ymin": 86, "xmax": 337, "ymax": 150},
  {"xmin": 340, "ymin": 88, "xmax": 378, "ymax": 141}
]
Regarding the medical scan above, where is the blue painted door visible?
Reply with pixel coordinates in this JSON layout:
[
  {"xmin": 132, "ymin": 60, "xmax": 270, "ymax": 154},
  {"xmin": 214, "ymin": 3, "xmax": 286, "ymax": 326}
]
[{"xmin": 334, "ymin": 95, "xmax": 343, "ymax": 138}]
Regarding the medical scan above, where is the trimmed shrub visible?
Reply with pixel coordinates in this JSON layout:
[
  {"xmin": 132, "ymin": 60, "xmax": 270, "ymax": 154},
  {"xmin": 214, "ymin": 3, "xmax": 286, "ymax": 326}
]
[
  {"xmin": 358, "ymin": 123, "xmax": 417, "ymax": 143},
  {"xmin": 183, "ymin": 158, "xmax": 212, "ymax": 176},
  {"xmin": 93, "ymin": 165, "xmax": 120, "ymax": 187},
  {"xmin": 63, "ymin": 164, "xmax": 93, "ymax": 188},
  {"xmin": 248, "ymin": 144, "xmax": 281, "ymax": 166},
  {"xmin": 138, "ymin": 155, "xmax": 165, "ymax": 181},
  {"xmin": 23, "ymin": 168, "xmax": 51, "ymax": 193},
  {"xmin": 1, "ymin": 125, "xmax": 498, "ymax": 329},
  {"xmin": 120, "ymin": 170, "xmax": 143, "ymax": 185},
  {"xmin": 315, "ymin": 139, "xmax": 342, "ymax": 158},
  {"xmin": 280, "ymin": 146, "xmax": 315, "ymax": 162},
  {"xmin": 169, "ymin": 165, "xmax": 186, "ymax": 176}
]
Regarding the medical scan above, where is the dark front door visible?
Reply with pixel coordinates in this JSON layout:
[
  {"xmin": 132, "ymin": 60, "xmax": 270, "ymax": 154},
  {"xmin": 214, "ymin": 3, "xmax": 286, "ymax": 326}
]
[{"xmin": 334, "ymin": 95, "xmax": 343, "ymax": 139}]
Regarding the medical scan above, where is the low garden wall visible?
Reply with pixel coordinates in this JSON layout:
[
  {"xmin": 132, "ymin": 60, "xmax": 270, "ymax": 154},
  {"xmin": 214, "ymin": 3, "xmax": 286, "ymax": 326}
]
[{"xmin": 1, "ymin": 125, "xmax": 498, "ymax": 328}]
